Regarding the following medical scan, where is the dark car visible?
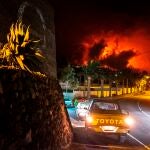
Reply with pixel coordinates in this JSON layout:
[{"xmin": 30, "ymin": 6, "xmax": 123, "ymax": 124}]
[{"xmin": 76, "ymin": 98, "xmax": 134, "ymax": 141}]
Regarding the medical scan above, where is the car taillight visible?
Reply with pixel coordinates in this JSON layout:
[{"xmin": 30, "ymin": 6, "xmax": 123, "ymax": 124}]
[
  {"xmin": 125, "ymin": 116, "xmax": 134, "ymax": 126},
  {"xmin": 86, "ymin": 115, "xmax": 93, "ymax": 123}
]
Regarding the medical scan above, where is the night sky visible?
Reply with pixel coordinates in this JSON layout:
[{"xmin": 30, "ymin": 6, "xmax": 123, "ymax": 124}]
[{"xmin": 53, "ymin": 0, "xmax": 150, "ymax": 72}]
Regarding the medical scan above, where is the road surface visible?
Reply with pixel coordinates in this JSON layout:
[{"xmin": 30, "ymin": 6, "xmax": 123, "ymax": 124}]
[{"xmin": 67, "ymin": 93, "xmax": 150, "ymax": 150}]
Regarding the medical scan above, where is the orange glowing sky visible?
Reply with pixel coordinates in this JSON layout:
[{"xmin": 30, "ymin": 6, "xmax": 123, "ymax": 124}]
[
  {"xmin": 55, "ymin": 0, "xmax": 150, "ymax": 73},
  {"xmin": 81, "ymin": 28, "xmax": 150, "ymax": 72}
]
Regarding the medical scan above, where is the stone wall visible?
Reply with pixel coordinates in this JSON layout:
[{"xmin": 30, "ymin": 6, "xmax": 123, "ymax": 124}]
[
  {"xmin": 0, "ymin": 2, "xmax": 73, "ymax": 149},
  {"xmin": 0, "ymin": 0, "xmax": 57, "ymax": 77},
  {"xmin": 0, "ymin": 67, "xmax": 73, "ymax": 150}
]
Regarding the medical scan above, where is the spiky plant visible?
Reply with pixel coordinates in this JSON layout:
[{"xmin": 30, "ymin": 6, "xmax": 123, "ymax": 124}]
[{"xmin": 0, "ymin": 21, "xmax": 45, "ymax": 73}]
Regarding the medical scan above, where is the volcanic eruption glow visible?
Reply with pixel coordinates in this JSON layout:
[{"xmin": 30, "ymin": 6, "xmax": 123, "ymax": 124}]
[{"xmin": 80, "ymin": 28, "xmax": 150, "ymax": 72}]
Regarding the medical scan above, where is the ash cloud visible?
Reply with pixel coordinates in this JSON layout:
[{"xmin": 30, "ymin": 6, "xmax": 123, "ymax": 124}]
[
  {"xmin": 89, "ymin": 39, "xmax": 107, "ymax": 60},
  {"xmin": 101, "ymin": 50, "xmax": 136, "ymax": 69}
]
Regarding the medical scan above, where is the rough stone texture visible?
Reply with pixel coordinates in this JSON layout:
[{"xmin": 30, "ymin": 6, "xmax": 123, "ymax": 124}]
[
  {"xmin": 0, "ymin": 0, "xmax": 57, "ymax": 77},
  {"xmin": 0, "ymin": 67, "xmax": 73, "ymax": 150}
]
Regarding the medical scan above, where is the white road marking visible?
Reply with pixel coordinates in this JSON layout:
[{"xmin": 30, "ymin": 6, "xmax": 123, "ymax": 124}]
[
  {"xmin": 129, "ymin": 102, "xmax": 150, "ymax": 149},
  {"xmin": 138, "ymin": 102, "xmax": 150, "ymax": 118},
  {"xmin": 138, "ymin": 102, "xmax": 142, "ymax": 111},
  {"xmin": 127, "ymin": 133, "xmax": 150, "ymax": 150}
]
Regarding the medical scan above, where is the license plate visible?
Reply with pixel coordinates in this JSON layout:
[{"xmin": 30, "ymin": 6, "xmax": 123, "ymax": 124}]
[{"xmin": 101, "ymin": 126, "xmax": 118, "ymax": 132}]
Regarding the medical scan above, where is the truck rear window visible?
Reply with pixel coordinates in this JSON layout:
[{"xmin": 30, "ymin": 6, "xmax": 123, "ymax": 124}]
[{"xmin": 91, "ymin": 102, "xmax": 120, "ymax": 113}]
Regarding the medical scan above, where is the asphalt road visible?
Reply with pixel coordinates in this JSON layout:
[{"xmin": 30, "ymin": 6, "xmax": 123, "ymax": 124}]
[{"xmin": 67, "ymin": 93, "xmax": 150, "ymax": 150}]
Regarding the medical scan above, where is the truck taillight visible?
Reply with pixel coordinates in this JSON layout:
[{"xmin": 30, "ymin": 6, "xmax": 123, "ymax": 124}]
[
  {"xmin": 125, "ymin": 117, "xmax": 134, "ymax": 126},
  {"xmin": 86, "ymin": 115, "xmax": 93, "ymax": 123}
]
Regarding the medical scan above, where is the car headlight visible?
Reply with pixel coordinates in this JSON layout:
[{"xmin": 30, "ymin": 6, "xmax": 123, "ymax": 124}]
[
  {"xmin": 86, "ymin": 115, "xmax": 93, "ymax": 123},
  {"xmin": 125, "ymin": 117, "xmax": 134, "ymax": 126}
]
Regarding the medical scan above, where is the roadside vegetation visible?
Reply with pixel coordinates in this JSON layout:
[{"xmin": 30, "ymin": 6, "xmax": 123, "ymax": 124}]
[{"xmin": 59, "ymin": 59, "xmax": 149, "ymax": 99}]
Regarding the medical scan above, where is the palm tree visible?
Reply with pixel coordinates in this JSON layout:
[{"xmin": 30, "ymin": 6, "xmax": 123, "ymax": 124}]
[
  {"xmin": 114, "ymin": 72, "xmax": 119, "ymax": 95},
  {"xmin": 108, "ymin": 70, "xmax": 115, "ymax": 97},
  {"xmin": 0, "ymin": 21, "xmax": 45, "ymax": 74},
  {"xmin": 121, "ymin": 68, "xmax": 134, "ymax": 93},
  {"xmin": 97, "ymin": 67, "xmax": 110, "ymax": 97},
  {"xmin": 82, "ymin": 60, "xmax": 100, "ymax": 98},
  {"xmin": 134, "ymin": 70, "xmax": 148, "ymax": 92},
  {"xmin": 122, "ymin": 68, "xmax": 132, "ymax": 94},
  {"xmin": 118, "ymin": 67, "xmax": 147, "ymax": 94},
  {"xmin": 115, "ymin": 70, "xmax": 126, "ymax": 95},
  {"xmin": 100, "ymin": 67, "xmax": 115, "ymax": 97}
]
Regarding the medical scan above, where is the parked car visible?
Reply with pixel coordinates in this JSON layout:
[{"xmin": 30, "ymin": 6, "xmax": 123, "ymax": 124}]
[
  {"xmin": 64, "ymin": 97, "xmax": 73, "ymax": 107},
  {"xmin": 63, "ymin": 92, "xmax": 74, "ymax": 107},
  {"xmin": 72, "ymin": 97, "xmax": 87, "ymax": 107},
  {"xmin": 76, "ymin": 98, "xmax": 134, "ymax": 141}
]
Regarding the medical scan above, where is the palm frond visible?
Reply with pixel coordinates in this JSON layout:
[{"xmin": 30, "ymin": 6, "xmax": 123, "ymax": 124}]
[
  {"xmin": 16, "ymin": 56, "xmax": 25, "ymax": 70},
  {"xmin": 0, "ymin": 20, "xmax": 45, "ymax": 74}
]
